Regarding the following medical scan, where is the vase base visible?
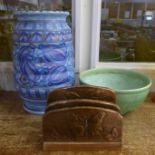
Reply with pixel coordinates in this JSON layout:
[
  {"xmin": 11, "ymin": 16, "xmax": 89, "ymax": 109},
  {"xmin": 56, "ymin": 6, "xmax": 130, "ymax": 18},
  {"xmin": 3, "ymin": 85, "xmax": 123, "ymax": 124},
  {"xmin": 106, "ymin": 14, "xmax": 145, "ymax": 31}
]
[{"xmin": 23, "ymin": 100, "xmax": 46, "ymax": 115}]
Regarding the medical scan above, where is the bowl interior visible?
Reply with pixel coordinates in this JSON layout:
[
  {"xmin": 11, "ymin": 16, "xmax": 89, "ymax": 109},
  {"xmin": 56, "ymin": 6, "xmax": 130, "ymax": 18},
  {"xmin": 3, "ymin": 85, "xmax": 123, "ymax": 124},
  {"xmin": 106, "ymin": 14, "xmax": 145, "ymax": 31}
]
[{"xmin": 80, "ymin": 68, "xmax": 151, "ymax": 92}]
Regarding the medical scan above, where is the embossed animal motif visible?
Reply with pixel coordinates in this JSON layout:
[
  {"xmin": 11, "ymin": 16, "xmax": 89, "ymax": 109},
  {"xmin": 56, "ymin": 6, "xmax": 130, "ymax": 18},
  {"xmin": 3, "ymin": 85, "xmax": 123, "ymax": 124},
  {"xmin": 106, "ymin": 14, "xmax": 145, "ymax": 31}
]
[
  {"xmin": 69, "ymin": 112, "xmax": 106, "ymax": 138},
  {"xmin": 87, "ymin": 112, "xmax": 106, "ymax": 137}
]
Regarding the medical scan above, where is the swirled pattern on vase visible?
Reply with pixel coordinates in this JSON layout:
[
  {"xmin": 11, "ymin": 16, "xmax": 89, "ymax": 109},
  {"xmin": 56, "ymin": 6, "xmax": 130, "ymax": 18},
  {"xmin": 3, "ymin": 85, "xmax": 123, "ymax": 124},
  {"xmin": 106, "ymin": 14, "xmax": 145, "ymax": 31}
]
[{"xmin": 12, "ymin": 11, "xmax": 75, "ymax": 114}]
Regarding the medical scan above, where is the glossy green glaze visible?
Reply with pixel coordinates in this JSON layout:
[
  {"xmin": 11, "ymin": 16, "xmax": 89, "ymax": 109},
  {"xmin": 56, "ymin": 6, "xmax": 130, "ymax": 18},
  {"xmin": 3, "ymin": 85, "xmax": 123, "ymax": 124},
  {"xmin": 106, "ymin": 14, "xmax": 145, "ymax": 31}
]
[{"xmin": 79, "ymin": 68, "xmax": 152, "ymax": 114}]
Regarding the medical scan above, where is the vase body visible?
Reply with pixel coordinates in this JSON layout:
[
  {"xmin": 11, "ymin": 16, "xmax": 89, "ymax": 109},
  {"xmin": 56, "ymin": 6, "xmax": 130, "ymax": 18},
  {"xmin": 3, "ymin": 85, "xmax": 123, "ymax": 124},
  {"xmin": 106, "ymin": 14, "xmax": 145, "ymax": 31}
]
[{"xmin": 12, "ymin": 11, "xmax": 75, "ymax": 115}]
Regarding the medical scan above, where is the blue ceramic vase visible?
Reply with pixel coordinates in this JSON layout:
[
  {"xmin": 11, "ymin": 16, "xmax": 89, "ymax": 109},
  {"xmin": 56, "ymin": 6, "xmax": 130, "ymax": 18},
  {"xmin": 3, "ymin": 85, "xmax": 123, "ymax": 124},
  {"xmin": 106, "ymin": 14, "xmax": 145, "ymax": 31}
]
[{"xmin": 12, "ymin": 11, "xmax": 75, "ymax": 115}]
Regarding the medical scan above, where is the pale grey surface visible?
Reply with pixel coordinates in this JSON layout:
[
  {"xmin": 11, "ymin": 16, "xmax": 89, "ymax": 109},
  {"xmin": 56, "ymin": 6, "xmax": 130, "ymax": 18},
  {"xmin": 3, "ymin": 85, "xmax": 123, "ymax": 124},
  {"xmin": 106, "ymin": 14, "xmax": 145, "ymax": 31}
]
[{"xmin": 0, "ymin": 62, "xmax": 15, "ymax": 91}]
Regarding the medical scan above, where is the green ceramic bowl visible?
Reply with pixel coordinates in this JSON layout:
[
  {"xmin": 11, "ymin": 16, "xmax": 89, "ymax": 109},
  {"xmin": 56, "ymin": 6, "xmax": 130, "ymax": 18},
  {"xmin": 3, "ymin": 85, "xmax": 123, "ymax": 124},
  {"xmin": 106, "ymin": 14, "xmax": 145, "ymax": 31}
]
[{"xmin": 79, "ymin": 68, "xmax": 152, "ymax": 114}]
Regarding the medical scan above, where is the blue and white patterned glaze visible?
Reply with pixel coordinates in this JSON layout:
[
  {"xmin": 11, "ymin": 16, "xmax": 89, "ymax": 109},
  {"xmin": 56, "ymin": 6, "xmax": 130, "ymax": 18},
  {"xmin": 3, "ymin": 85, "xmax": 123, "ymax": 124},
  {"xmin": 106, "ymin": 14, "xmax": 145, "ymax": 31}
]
[{"xmin": 12, "ymin": 11, "xmax": 75, "ymax": 115}]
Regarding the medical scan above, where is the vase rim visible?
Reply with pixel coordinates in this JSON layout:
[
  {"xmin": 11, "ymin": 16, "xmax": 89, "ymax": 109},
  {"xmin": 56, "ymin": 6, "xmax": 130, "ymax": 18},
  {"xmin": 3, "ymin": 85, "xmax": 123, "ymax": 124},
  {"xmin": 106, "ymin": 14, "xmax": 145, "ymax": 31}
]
[{"xmin": 14, "ymin": 11, "xmax": 69, "ymax": 16}]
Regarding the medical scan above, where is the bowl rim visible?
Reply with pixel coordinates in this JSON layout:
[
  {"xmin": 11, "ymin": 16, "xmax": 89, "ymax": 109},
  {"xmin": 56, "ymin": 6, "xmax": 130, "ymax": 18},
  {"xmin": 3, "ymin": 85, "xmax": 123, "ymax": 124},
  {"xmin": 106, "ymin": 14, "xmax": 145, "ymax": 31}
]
[{"xmin": 79, "ymin": 68, "xmax": 152, "ymax": 94}]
